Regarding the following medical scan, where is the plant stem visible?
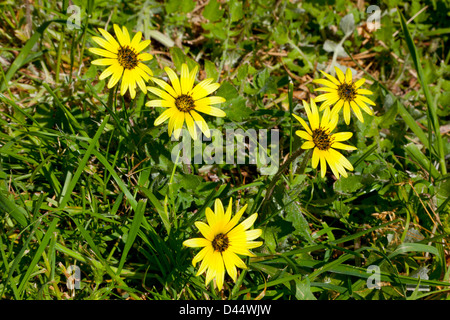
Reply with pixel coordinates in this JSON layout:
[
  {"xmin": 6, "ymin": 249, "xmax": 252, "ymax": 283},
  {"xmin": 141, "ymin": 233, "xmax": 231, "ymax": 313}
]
[{"xmin": 260, "ymin": 148, "xmax": 311, "ymax": 217}]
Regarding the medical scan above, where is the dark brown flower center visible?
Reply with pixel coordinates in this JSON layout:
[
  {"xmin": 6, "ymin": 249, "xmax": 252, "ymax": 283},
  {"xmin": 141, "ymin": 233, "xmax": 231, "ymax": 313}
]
[
  {"xmin": 117, "ymin": 45, "xmax": 138, "ymax": 70},
  {"xmin": 175, "ymin": 94, "xmax": 195, "ymax": 112},
  {"xmin": 337, "ymin": 82, "xmax": 356, "ymax": 101},
  {"xmin": 312, "ymin": 128, "xmax": 333, "ymax": 150},
  {"xmin": 212, "ymin": 233, "xmax": 229, "ymax": 252}
]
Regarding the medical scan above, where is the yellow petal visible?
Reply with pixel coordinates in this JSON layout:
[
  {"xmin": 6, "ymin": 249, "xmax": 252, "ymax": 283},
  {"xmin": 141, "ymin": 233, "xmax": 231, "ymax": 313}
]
[
  {"xmin": 245, "ymin": 229, "xmax": 262, "ymax": 241},
  {"xmin": 190, "ymin": 110, "xmax": 210, "ymax": 138},
  {"xmin": 330, "ymin": 99, "xmax": 344, "ymax": 116},
  {"xmin": 187, "ymin": 65, "xmax": 199, "ymax": 94},
  {"xmin": 354, "ymin": 97, "xmax": 373, "ymax": 115},
  {"xmin": 91, "ymin": 36, "xmax": 118, "ymax": 53},
  {"xmin": 192, "ymin": 83, "xmax": 221, "ymax": 101},
  {"xmin": 318, "ymin": 69, "xmax": 341, "ymax": 86},
  {"xmin": 129, "ymin": 69, "xmax": 146, "ymax": 95},
  {"xmin": 194, "ymin": 105, "xmax": 226, "ymax": 117},
  {"xmin": 137, "ymin": 52, "xmax": 153, "ymax": 62},
  {"xmin": 312, "ymin": 147, "xmax": 320, "ymax": 168},
  {"xmin": 164, "ymin": 66, "xmax": 182, "ymax": 96},
  {"xmin": 195, "ymin": 96, "xmax": 226, "ymax": 105},
  {"xmin": 183, "ymin": 238, "xmax": 211, "ymax": 248},
  {"xmin": 318, "ymin": 94, "xmax": 340, "ymax": 110},
  {"xmin": 147, "ymin": 86, "xmax": 176, "ymax": 102},
  {"xmin": 356, "ymin": 88, "xmax": 373, "ymax": 95},
  {"xmin": 113, "ymin": 24, "xmax": 127, "ymax": 47},
  {"xmin": 214, "ymin": 199, "xmax": 225, "ymax": 222},
  {"xmin": 133, "ymin": 64, "xmax": 152, "ymax": 82},
  {"xmin": 196, "ymin": 246, "xmax": 213, "ymax": 273},
  {"xmin": 192, "ymin": 246, "xmax": 209, "ymax": 267},
  {"xmin": 89, "ymin": 47, "xmax": 117, "ymax": 59},
  {"xmin": 91, "ymin": 58, "xmax": 116, "ymax": 66},
  {"xmin": 167, "ymin": 109, "xmax": 178, "ymax": 136},
  {"xmin": 331, "ymin": 132, "xmax": 352, "ymax": 142},
  {"xmin": 334, "ymin": 66, "xmax": 345, "ymax": 83},
  {"xmin": 313, "ymin": 78, "xmax": 339, "ymax": 89},
  {"xmin": 130, "ymin": 31, "xmax": 142, "ymax": 49},
  {"xmin": 222, "ymin": 250, "xmax": 238, "ymax": 282},
  {"xmin": 331, "ymin": 142, "xmax": 357, "ymax": 151},
  {"xmin": 195, "ymin": 221, "xmax": 214, "ymax": 241},
  {"xmin": 154, "ymin": 107, "xmax": 177, "ymax": 126},
  {"xmin": 356, "ymin": 95, "xmax": 376, "ymax": 106},
  {"xmin": 319, "ymin": 151, "xmax": 327, "ymax": 177},
  {"xmin": 172, "ymin": 111, "xmax": 185, "ymax": 140},
  {"xmin": 107, "ymin": 65, "xmax": 123, "ymax": 88},
  {"xmin": 350, "ymin": 100, "xmax": 364, "ymax": 123},
  {"xmin": 180, "ymin": 63, "xmax": 190, "ymax": 94},
  {"xmin": 98, "ymin": 63, "xmax": 117, "ymax": 80},
  {"xmin": 151, "ymin": 77, "xmax": 178, "ymax": 98},
  {"xmin": 237, "ymin": 213, "xmax": 258, "ymax": 231},
  {"xmin": 293, "ymin": 114, "xmax": 312, "ymax": 136},
  {"xmin": 327, "ymin": 110, "xmax": 339, "ymax": 133},
  {"xmin": 224, "ymin": 204, "xmax": 248, "ymax": 234},
  {"xmin": 137, "ymin": 62, "xmax": 153, "ymax": 77},
  {"xmin": 135, "ymin": 39, "xmax": 151, "ymax": 53},
  {"xmin": 353, "ymin": 78, "xmax": 366, "ymax": 89},
  {"xmin": 190, "ymin": 78, "xmax": 214, "ymax": 99},
  {"xmin": 120, "ymin": 69, "xmax": 130, "ymax": 96},
  {"xmin": 121, "ymin": 25, "xmax": 131, "ymax": 46},
  {"xmin": 309, "ymin": 100, "xmax": 320, "ymax": 131},
  {"xmin": 147, "ymin": 99, "xmax": 175, "ymax": 108},
  {"xmin": 301, "ymin": 141, "xmax": 315, "ymax": 149},
  {"xmin": 97, "ymin": 28, "xmax": 120, "ymax": 50},
  {"xmin": 345, "ymin": 68, "xmax": 352, "ymax": 84},
  {"xmin": 343, "ymin": 101, "xmax": 351, "ymax": 125},
  {"xmin": 295, "ymin": 130, "xmax": 312, "ymax": 141},
  {"xmin": 185, "ymin": 111, "xmax": 197, "ymax": 140}
]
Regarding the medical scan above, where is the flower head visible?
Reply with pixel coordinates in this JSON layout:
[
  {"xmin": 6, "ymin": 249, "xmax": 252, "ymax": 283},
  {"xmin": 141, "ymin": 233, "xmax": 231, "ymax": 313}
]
[
  {"xmin": 183, "ymin": 198, "xmax": 263, "ymax": 291},
  {"xmin": 146, "ymin": 63, "xmax": 226, "ymax": 140},
  {"xmin": 294, "ymin": 99, "xmax": 357, "ymax": 179},
  {"xmin": 313, "ymin": 66, "xmax": 375, "ymax": 124},
  {"xmin": 89, "ymin": 24, "xmax": 153, "ymax": 99}
]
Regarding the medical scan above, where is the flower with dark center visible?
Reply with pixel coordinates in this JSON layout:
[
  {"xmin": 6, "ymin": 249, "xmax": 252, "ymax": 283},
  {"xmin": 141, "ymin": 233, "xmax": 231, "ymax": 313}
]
[
  {"xmin": 147, "ymin": 63, "xmax": 226, "ymax": 140},
  {"xmin": 183, "ymin": 198, "xmax": 263, "ymax": 291},
  {"xmin": 89, "ymin": 24, "xmax": 154, "ymax": 99},
  {"xmin": 313, "ymin": 66, "xmax": 375, "ymax": 124},
  {"xmin": 293, "ymin": 99, "xmax": 357, "ymax": 179}
]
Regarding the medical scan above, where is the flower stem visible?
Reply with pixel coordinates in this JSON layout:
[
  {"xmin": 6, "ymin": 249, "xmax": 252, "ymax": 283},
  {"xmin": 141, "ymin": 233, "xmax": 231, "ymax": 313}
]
[{"xmin": 260, "ymin": 148, "xmax": 312, "ymax": 217}]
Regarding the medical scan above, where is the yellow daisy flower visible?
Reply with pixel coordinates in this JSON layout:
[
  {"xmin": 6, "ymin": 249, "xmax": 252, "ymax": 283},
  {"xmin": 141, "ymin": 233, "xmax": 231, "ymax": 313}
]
[
  {"xmin": 313, "ymin": 66, "xmax": 375, "ymax": 124},
  {"xmin": 183, "ymin": 198, "xmax": 263, "ymax": 291},
  {"xmin": 293, "ymin": 99, "xmax": 357, "ymax": 179},
  {"xmin": 89, "ymin": 24, "xmax": 154, "ymax": 99},
  {"xmin": 146, "ymin": 63, "xmax": 226, "ymax": 140}
]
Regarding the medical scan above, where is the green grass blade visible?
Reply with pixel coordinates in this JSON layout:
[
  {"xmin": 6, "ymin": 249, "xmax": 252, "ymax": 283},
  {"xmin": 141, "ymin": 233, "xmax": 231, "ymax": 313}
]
[
  {"xmin": 17, "ymin": 216, "xmax": 59, "ymax": 296},
  {"xmin": 404, "ymin": 143, "xmax": 440, "ymax": 179},
  {"xmin": 396, "ymin": 102, "xmax": 432, "ymax": 153},
  {"xmin": 0, "ymin": 193, "xmax": 28, "ymax": 227},
  {"xmin": 91, "ymin": 149, "xmax": 138, "ymax": 211},
  {"xmin": 42, "ymin": 83, "xmax": 89, "ymax": 138},
  {"xmin": 388, "ymin": 243, "xmax": 440, "ymax": 261},
  {"xmin": 398, "ymin": 10, "xmax": 446, "ymax": 175},
  {"xmin": 138, "ymin": 186, "xmax": 171, "ymax": 234},
  {"xmin": 57, "ymin": 114, "xmax": 110, "ymax": 209},
  {"xmin": 116, "ymin": 199, "xmax": 147, "ymax": 275}
]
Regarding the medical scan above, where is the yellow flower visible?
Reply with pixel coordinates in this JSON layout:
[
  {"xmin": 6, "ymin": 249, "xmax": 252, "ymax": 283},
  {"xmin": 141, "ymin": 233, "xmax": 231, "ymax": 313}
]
[
  {"xmin": 293, "ymin": 99, "xmax": 357, "ymax": 179},
  {"xmin": 183, "ymin": 198, "xmax": 263, "ymax": 291},
  {"xmin": 313, "ymin": 66, "xmax": 375, "ymax": 124},
  {"xmin": 146, "ymin": 63, "xmax": 226, "ymax": 140},
  {"xmin": 89, "ymin": 24, "xmax": 153, "ymax": 99}
]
